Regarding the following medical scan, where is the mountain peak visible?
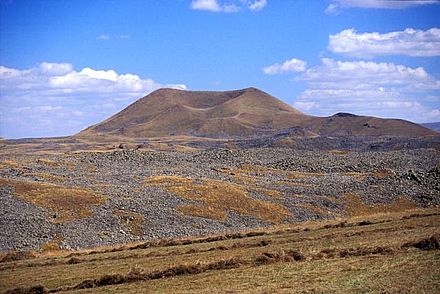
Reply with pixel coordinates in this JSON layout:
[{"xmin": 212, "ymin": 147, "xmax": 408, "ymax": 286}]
[
  {"xmin": 78, "ymin": 87, "xmax": 307, "ymax": 138},
  {"xmin": 332, "ymin": 112, "xmax": 359, "ymax": 118}
]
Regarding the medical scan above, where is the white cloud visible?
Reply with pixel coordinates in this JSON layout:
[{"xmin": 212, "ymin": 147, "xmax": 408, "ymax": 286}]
[
  {"xmin": 190, "ymin": 0, "xmax": 267, "ymax": 13},
  {"xmin": 263, "ymin": 58, "xmax": 307, "ymax": 75},
  {"xmin": 248, "ymin": 0, "xmax": 267, "ymax": 11},
  {"xmin": 39, "ymin": 62, "xmax": 73, "ymax": 75},
  {"xmin": 191, "ymin": 0, "xmax": 223, "ymax": 12},
  {"xmin": 300, "ymin": 58, "xmax": 437, "ymax": 90},
  {"xmin": 290, "ymin": 58, "xmax": 440, "ymax": 122},
  {"xmin": 324, "ymin": 4, "xmax": 339, "ymax": 14},
  {"xmin": 329, "ymin": 28, "xmax": 440, "ymax": 57},
  {"xmin": 326, "ymin": 0, "xmax": 439, "ymax": 14},
  {"xmin": 0, "ymin": 62, "xmax": 186, "ymax": 138},
  {"xmin": 97, "ymin": 34, "xmax": 130, "ymax": 41},
  {"xmin": 37, "ymin": 105, "xmax": 63, "ymax": 112},
  {"xmin": 97, "ymin": 34, "xmax": 110, "ymax": 40}
]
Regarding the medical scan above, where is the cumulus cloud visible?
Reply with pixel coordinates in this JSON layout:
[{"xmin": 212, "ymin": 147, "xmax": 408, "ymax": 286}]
[
  {"xmin": 190, "ymin": 0, "xmax": 266, "ymax": 13},
  {"xmin": 329, "ymin": 28, "xmax": 440, "ymax": 57},
  {"xmin": 290, "ymin": 58, "xmax": 440, "ymax": 122},
  {"xmin": 300, "ymin": 58, "xmax": 437, "ymax": 90},
  {"xmin": 263, "ymin": 58, "xmax": 307, "ymax": 75},
  {"xmin": 326, "ymin": 0, "xmax": 439, "ymax": 14},
  {"xmin": 0, "ymin": 63, "xmax": 186, "ymax": 138}
]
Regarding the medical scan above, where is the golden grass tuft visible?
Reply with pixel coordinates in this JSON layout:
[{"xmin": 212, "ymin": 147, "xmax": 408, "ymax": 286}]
[
  {"xmin": 373, "ymin": 169, "xmax": 396, "ymax": 179},
  {"xmin": 343, "ymin": 170, "xmax": 395, "ymax": 181},
  {"xmin": 113, "ymin": 210, "xmax": 145, "ymax": 236},
  {"xmin": 36, "ymin": 158, "xmax": 61, "ymax": 167},
  {"xmin": 0, "ymin": 178, "xmax": 107, "ymax": 223},
  {"xmin": 145, "ymin": 176, "xmax": 290, "ymax": 223},
  {"xmin": 22, "ymin": 172, "xmax": 66, "ymax": 183},
  {"xmin": 0, "ymin": 160, "xmax": 19, "ymax": 169},
  {"xmin": 328, "ymin": 150, "xmax": 351, "ymax": 155},
  {"xmin": 344, "ymin": 193, "xmax": 417, "ymax": 217},
  {"xmin": 255, "ymin": 188, "xmax": 283, "ymax": 199},
  {"xmin": 172, "ymin": 145, "xmax": 199, "ymax": 152},
  {"xmin": 41, "ymin": 236, "xmax": 64, "ymax": 252},
  {"xmin": 343, "ymin": 172, "xmax": 367, "ymax": 181},
  {"xmin": 233, "ymin": 173, "xmax": 257, "ymax": 185},
  {"xmin": 218, "ymin": 166, "xmax": 283, "ymax": 199},
  {"xmin": 279, "ymin": 137, "xmax": 295, "ymax": 148},
  {"xmin": 288, "ymin": 171, "xmax": 325, "ymax": 179}
]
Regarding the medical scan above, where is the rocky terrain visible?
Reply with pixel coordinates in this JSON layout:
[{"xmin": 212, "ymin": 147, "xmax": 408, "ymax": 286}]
[{"xmin": 1, "ymin": 147, "xmax": 439, "ymax": 252}]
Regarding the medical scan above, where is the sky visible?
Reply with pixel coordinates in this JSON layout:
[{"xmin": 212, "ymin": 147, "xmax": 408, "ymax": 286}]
[{"xmin": 0, "ymin": 0, "xmax": 439, "ymax": 139}]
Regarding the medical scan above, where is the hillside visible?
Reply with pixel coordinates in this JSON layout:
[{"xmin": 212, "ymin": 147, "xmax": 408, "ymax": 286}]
[
  {"xmin": 78, "ymin": 88, "xmax": 308, "ymax": 138},
  {"xmin": 422, "ymin": 122, "xmax": 440, "ymax": 132},
  {"xmin": 77, "ymin": 88, "xmax": 437, "ymax": 139},
  {"xmin": 301, "ymin": 113, "xmax": 437, "ymax": 137}
]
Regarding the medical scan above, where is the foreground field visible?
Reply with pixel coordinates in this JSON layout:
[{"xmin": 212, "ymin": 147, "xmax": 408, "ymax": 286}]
[{"xmin": 1, "ymin": 209, "xmax": 439, "ymax": 293}]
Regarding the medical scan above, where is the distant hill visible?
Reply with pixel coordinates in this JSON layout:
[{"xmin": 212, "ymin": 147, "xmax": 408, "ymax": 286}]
[
  {"xmin": 77, "ymin": 88, "xmax": 437, "ymax": 138},
  {"xmin": 421, "ymin": 122, "xmax": 440, "ymax": 133},
  {"xmin": 78, "ymin": 88, "xmax": 309, "ymax": 138}
]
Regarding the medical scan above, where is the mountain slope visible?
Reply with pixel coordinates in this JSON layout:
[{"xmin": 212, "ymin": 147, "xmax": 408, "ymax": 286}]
[
  {"xmin": 301, "ymin": 113, "xmax": 436, "ymax": 137},
  {"xmin": 78, "ymin": 88, "xmax": 309, "ymax": 138},
  {"xmin": 422, "ymin": 122, "xmax": 440, "ymax": 133},
  {"xmin": 77, "ymin": 88, "xmax": 437, "ymax": 138}
]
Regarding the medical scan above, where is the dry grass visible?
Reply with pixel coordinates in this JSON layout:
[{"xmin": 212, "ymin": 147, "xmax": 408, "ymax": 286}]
[
  {"xmin": 0, "ymin": 178, "xmax": 107, "ymax": 223},
  {"xmin": 278, "ymin": 137, "xmax": 295, "ymax": 148},
  {"xmin": 22, "ymin": 172, "xmax": 66, "ymax": 183},
  {"xmin": 147, "ymin": 142, "xmax": 198, "ymax": 152},
  {"xmin": 287, "ymin": 171, "xmax": 325, "ymax": 179},
  {"xmin": 215, "ymin": 164, "xmax": 323, "ymax": 199},
  {"xmin": 343, "ymin": 172, "xmax": 367, "ymax": 180},
  {"xmin": 217, "ymin": 165, "xmax": 284, "ymax": 199},
  {"xmin": 145, "ymin": 176, "xmax": 290, "ymax": 223},
  {"xmin": 112, "ymin": 210, "xmax": 144, "ymax": 236},
  {"xmin": 36, "ymin": 158, "xmax": 63, "ymax": 167},
  {"xmin": 172, "ymin": 145, "xmax": 199, "ymax": 152},
  {"xmin": 373, "ymin": 169, "xmax": 396, "ymax": 178},
  {"xmin": 345, "ymin": 193, "xmax": 417, "ymax": 217},
  {"xmin": 328, "ymin": 149, "xmax": 351, "ymax": 155},
  {"xmin": 232, "ymin": 173, "xmax": 257, "ymax": 185},
  {"xmin": 295, "ymin": 203, "xmax": 336, "ymax": 217},
  {"xmin": 255, "ymin": 187, "xmax": 283, "ymax": 199},
  {"xmin": 1, "ymin": 209, "xmax": 438, "ymax": 293},
  {"xmin": 213, "ymin": 158, "xmax": 325, "ymax": 193},
  {"xmin": 277, "ymin": 180, "xmax": 317, "ymax": 188},
  {"xmin": 41, "ymin": 236, "xmax": 64, "ymax": 253},
  {"xmin": 0, "ymin": 251, "xmax": 36, "ymax": 263},
  {"xmin": 0, "ymin": 160, "xmax": 19, "ymax": 169},
  {"xmin": 343, "ymin": 169, "xmax": 395, "ymax": 181}
]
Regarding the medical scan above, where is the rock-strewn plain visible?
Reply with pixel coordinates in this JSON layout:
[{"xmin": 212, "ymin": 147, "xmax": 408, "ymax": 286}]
[{"xmin": 1, "ymin": 147, "xmax": 438, "ymax": 252}]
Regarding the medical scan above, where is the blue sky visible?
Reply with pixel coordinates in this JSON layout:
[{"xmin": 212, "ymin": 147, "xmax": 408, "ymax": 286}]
[{"xmin": 1, "ymin": 0, "xmax": 439, "ymax": 138}]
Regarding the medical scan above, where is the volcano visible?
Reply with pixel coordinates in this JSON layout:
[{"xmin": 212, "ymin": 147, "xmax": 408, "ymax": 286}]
[{"xmin": 77, "ymin": 87, "xmax": 436, "ymax": 138}]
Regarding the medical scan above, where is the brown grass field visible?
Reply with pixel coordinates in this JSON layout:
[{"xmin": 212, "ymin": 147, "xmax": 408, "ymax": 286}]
[{"xmin": 0, "ymin": 208, "xmax": 439, "ymax": 293}]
